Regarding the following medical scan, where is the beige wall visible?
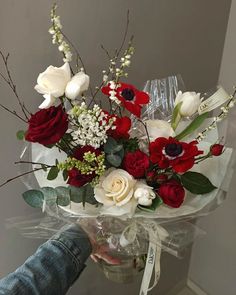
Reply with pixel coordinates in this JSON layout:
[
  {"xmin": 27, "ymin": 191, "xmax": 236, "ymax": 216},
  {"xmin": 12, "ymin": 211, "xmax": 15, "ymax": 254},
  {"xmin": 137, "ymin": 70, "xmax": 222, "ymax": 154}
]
[
  {"xmin": 189, "ymin": 1, "xmax": 236, "ymax": 294},
  {"xmin": 0, "ymin": 0, "xmax": 231, "ymax": 294}
]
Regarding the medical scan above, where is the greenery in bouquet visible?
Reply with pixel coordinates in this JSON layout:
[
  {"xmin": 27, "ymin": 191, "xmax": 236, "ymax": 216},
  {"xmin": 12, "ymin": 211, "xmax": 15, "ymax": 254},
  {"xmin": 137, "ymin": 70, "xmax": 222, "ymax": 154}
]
[{"xmin": 0, "ymin": 4, "xmax": 235, "ymax": 216}]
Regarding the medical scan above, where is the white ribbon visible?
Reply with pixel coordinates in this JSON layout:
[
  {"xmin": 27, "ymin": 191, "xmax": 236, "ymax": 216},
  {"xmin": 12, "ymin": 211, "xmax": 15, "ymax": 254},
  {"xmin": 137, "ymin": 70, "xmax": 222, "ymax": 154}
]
[
  {"xmin": 198, "ymin": 87, "xmax": 229, "ymax": 114},
  {"xmin": 120, "ymin": 220, "xmax": 168, "ymax": 295}
]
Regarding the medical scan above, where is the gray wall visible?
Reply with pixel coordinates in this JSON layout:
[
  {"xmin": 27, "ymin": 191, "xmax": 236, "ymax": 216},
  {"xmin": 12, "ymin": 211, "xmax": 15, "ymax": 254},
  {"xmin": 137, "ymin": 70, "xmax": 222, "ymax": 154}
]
[
  {"xmin": 0, "ymin": 0, "xmax": 231, "ymax": 294},
  {"xmin": 189, "ymin": 1, "xmax": 236, "ymax": 294}
]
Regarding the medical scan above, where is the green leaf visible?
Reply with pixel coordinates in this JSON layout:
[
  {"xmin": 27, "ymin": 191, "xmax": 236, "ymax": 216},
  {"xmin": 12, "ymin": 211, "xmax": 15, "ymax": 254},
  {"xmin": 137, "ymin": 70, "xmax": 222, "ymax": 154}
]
[
  {"xmin": 40, "ymin": 187, "xmax": 57, "ymax": 205},
  {"xmin": 84, "ymin": 184, "xmax": 97, "ymax": 205},
  {"xmin": 180, "ymin": 171, "xmax": 216, "ymax": 194},
  {"xmin": 112, "ymin": 144, "xmax": 123, "ymax": 153},
  {"xmin": 104, "ymin": 137, "xmax": 118, "ymax": 154},
  {"xmin": 62, "ymin": 169, "xmax": 68, "ymax": 181},
  {"xmin": 69, "ymin": 184, "xmax": 97, "ymax": 206},
  {"xmin": 22, "ymin": 190, "xmax": 44, "ymax": 208},
  {"xmin": 47, "ymin": 166, "xmax": 59, "ymax": 180},
  {"xmin": 138, "ymin": 195, "xmax": 163, "ymax": 212},
  {"xmin": 175, "ymin": 112, "xmax": 209, "ymax": 140},
  {"xmin": 55, "ymin": 186, "xmax": 70, "ymax": 206},
  {"xmin": 69, "ymin": 185, "xmax": 85, "ymax": 203},
  {"xmin": 171, "ymin": 102, "xmax": 182, "ymax": 130},
  {"xmin": 106, "ymin": 153, "xmax": 122, "ymax": 167},
  {"xmin": 16, "ymin": 130, "xmax": 25, "ymax": 140},
  {"xmin": 122, "ymin": 137, "xmax": 139, "ymax": 152}
]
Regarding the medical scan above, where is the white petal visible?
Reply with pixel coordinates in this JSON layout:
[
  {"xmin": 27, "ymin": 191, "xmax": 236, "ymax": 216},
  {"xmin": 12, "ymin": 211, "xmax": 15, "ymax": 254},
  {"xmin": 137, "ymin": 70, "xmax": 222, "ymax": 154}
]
[
  {"xmin": 60, "ymin": 62, "xmax": 71, "ymax": 82},
  {"xmin": 38, "ymin": 94, "xmax": 56, "ymax": 109}
]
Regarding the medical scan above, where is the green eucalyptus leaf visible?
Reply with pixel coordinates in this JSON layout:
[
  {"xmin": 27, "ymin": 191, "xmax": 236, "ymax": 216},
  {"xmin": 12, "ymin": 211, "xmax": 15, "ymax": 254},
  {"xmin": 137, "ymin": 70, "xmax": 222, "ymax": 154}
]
[
  {"xmin": 175, "ymin": 112, "xmax": 209, "ymax": 140},
  {"xmin": 55, "ymin": 186, "xmax": 70, "ymax": 206},
  {"xmin": 138, "ymin": 195, "xmax": 163, "ymax": 212},
  {"xmin": 181, "ymin": 171, "xmax": 216, "ymax": 194},
  {"xmin": 16, "ymin": 130, "xmax": 25, "ymax": 140},
  {"xmin": 171, "ymin": 102, "xmax": 182, "ymax": 130},
  {"xmin": 106, "ymin": 153, "xmax": 122, "ymax": 167},
  {"xmin": 112, "ymin": 144, "xmax": 123, "ymax": 153},
  {"xmin": 47, "ymin": 166, "xmax": 59, "ymax": 180},
  {"xmin": 40, "ymin": 187, "xmax": 57, "ymax": 205},
  {"xmin": 104, "ymin": 137, "xmax": 118, "ymax": 154},
  {"xmin": 84, "ymin": 184, "xmax": 97, "ymax": 205},
  {"xmin": 69, "ymin": 185, "xmax": 85, "ymax": 203},
  {"xmin": 22, "ymin": 190, "xmax": 44, "ymax": 208}
]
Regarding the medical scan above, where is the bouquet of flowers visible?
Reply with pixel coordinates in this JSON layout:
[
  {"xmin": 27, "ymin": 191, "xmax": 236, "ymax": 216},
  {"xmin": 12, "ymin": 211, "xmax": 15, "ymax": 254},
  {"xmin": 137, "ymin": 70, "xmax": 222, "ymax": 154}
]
[{"xmin": 1, "ymin": 4, "xmax": 235, "ymax": 294}]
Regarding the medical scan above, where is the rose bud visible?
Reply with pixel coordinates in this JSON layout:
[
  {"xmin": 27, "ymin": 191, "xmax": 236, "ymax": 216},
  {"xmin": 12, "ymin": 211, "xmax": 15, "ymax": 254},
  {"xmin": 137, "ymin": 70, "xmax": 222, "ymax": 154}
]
[
  {"xmin": 210, "ymin": 144, "xmax": 224, "ymax": 156},
  {"xmin": 158, "ymin": 179, "xmax": 185, "ymax": 208}
]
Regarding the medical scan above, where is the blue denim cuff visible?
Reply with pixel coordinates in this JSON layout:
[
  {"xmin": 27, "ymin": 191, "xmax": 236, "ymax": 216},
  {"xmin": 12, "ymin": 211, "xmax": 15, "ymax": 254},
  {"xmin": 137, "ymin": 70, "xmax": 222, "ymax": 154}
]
[{"xmin": 50, "ymin": 224, "xmax": 92, "ymax": 275}]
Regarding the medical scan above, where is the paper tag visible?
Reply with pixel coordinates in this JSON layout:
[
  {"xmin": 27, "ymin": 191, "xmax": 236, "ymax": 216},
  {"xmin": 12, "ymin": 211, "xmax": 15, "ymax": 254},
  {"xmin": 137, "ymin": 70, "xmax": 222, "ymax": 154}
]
[{"xmin": 198, "ymin": 87, "xmax": 229, "ymax": 114}]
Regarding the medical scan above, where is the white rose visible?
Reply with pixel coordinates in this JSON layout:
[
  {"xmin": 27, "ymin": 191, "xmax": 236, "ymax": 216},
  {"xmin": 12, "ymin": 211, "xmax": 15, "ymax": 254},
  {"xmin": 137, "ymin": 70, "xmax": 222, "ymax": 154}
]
[
  {"xmin": 174, "ymin": 91, "xmax": 201, "ymax": 117},
  {"xmin": 145, "ymin": 119, "xmax": 175, "ymax": 141},
  {"xmin": 134, "ymin": 182, "xmax": 156, "ymax": 206},
  {"xmin": 35, "ymin": 63, "xmax": 71, "ymax": 109},
  {"xmin": 65, "ymin": 72, "xmax": 90, "ymax": 100},
  {"xmin": 94, "ymin": 169, "xmax": 136, "ymax": 207}
]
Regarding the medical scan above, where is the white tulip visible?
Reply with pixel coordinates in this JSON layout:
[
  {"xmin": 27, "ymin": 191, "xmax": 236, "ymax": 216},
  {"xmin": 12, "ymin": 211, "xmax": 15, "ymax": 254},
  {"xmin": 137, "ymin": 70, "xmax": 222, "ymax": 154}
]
[
  {"xmin": 145, "ymin": 119, "xmax": 175, "ymax": 141},
  {"xmin": 174, "ymin": 91, "xmax": 201, "ymax": 117},
  {"xmin": 35, "ymin": 63, "xmax": 71, "ymax": 108},
  {"xmin": 134, "ymin": 182, "xmax": 156, "ymax": 206},
  {"xmin": 94, "ymin": 168, "xmax": 136, "ymax": 207},
  {"xmin": 65, "ymin": 72, "xmax": 90, "ymax": 100}
]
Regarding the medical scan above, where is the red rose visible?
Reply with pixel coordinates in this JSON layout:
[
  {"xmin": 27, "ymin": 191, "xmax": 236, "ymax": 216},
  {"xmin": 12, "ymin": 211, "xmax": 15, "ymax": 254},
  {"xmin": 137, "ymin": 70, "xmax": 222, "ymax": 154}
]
[
  {"xmin": 210, "ymin": 144, "xmax": 224, "ymax": 156},
  {"xmin": 158, "ymin": 179, "xmax": 185, "ymax": 208},
  {"xmin": 25, "ymin": 105, "xmax": 68, "ymax": 145},
  {"xmin": 123, "ymin": 150, "xmax": 149, "ymax": 178},
  {"xmin": 149, "ymin": 137, "xmax": 203, "ymax": 173},
  {"xmin": 67, "ymin": 168, "xmax": 95, "ymax": 187},
  {"xmin": 102, "ymin": 82, "xmax": 149, "ymax": 117},
  {"xmin": 67, "ymin": 145, "xmax": 101, "ymax": 187}
]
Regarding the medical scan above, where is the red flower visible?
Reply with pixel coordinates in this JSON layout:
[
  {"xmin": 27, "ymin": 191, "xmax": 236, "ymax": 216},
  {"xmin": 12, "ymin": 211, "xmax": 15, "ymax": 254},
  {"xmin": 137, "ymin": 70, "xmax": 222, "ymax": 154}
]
[
  {"xmin": 158, "ymin": 179, "xmax": 185, "ymax": 208},
  {"xmin": 149, "ymin": 137, "xmax": 203, "ymax": 173},
  {"xmin": 210, "ymin": 144, "xmax": 224, "ymax": 156},
  {"xmin": 67, "ymin": 146, "xmax": 101, "ymax": 187},
  {"xmin": 123, "ymin": 150, "xmax": 149, "ymax": 178},
  {"xmin": 110, "ymin": 116, "xmax": 131, "ymax": 140},
  {"xmin": 102, "ymin": 82, "xmax": 149, "ymax": 117},
  {"xmin": 67, "ymin": 168, "xmax": 95, "ymax": 187},
  {"xmin": 25, "ymin": 105, "xmax": 68, "ymax": 145}
]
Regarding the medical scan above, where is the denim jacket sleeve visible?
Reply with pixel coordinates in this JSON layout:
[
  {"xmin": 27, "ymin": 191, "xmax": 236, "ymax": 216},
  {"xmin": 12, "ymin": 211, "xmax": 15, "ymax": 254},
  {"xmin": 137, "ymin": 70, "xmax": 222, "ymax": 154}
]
[{"xmin": 0, "ymin": 224, "xmax": 92, "ymax": 295}]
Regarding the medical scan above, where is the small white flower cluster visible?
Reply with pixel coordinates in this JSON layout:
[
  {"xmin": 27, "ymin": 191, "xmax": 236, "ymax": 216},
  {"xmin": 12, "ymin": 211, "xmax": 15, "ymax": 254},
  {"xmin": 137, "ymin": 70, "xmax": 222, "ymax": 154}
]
[
  {"xmin": 196, "ymin": 95, "xmax": 236, "ymax": 142},
  {"xmin": 48, "ymin": 5, "xmax": 72, "ymax": 62},
  {"xmin": 108, "ymin": 81, "xmax": 121, "ymax": 105},
  {"xmin": 69, "ymin": 102, "xmax": 116, "ymax": 148}
]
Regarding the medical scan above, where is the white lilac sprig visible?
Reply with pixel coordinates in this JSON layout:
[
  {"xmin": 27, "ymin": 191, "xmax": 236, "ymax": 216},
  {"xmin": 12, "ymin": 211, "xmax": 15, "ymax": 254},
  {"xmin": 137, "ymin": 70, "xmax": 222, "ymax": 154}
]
[
  {"xmin": 196, "ymin": 88, "xmax": 236, "ymax": 142},
  {"xmin": 49, "ymin": 4, "xmax": 72, "ymax": 62},
  {"xmin": 68, "ymin": 102, "xmax": 116, "ymax": 148}
]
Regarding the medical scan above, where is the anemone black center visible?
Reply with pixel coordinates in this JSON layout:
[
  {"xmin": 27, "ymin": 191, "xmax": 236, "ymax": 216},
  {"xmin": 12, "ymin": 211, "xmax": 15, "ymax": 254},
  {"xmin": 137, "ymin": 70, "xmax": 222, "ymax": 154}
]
[
  {"xmin": 165, "ymin": 143, "xmax": 183, "ymax": 157},
  {"xmin": 121, "ymin": 88, "xmax": 135, "ymax": 101}
]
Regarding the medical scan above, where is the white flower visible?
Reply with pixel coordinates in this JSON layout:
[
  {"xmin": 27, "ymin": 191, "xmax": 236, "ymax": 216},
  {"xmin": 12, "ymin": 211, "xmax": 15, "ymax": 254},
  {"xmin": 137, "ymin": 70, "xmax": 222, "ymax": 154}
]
[
  {"xmin": 174, "ymin": 91, "xmax": 201, "ymax": 117},
  {"xmin": 145, "ymin": 119, "xmax": 175, "ymax": 141},
  {"xmin": 134, "ymin": 182, "xmax": 156, "ymax": 206},
  {"xmin": 35, "ymin": 63, "xmax": 71, "ymax": 108},
  {"xmin": 94, "ymin": 169, "xmax": 137, "ymax": 207},
  {"xmin": 65, "ymin": 72, "xmax": 90, "ymax": 100}
]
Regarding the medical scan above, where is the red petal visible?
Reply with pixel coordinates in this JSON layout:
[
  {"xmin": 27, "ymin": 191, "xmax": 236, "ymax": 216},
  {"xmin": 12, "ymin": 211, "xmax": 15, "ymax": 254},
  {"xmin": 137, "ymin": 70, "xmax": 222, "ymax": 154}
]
[
  {"xmin": 172, "ymin": 158, "xmax": 195, "ymax": 173},
  {"xmin": 134, "ymin": 90, "xmax": 150, "ymax": 105},
  {"xmin": 123, "ymin": 101, "xmax": 141, "ymax": 117}
]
